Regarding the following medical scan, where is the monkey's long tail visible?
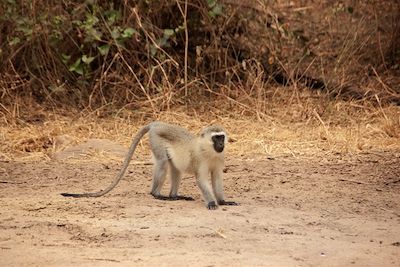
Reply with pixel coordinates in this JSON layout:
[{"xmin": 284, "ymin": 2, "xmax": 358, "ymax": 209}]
[{"xmin": 61, "ymin": 124, "xmax": 151, "ymax": 198}]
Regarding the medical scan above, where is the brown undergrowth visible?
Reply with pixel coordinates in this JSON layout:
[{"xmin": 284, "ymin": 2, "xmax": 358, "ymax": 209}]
[
  {"xmin": 1, "ymin": 1, "xmax": 399, "ymax": 109},
  {"xmin": 1, "ymin": 87, "xmax": 399, "ymax": 162},
  {"xmin": 1, "ymin": 1, "xmax": 399, "ymax": 162}
]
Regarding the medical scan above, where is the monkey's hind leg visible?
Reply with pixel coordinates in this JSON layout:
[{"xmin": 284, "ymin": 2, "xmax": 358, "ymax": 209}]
[
  {"xmin": 150, "ymin": 159, "xmax": 193, "ymax": 201},
  {"xmin": 168, "ymin": 163, "xmax": 194, "ymax": 201},
  {"xmin": 150, "ymin": 159, "xmax": 168, "ymax": 198}
]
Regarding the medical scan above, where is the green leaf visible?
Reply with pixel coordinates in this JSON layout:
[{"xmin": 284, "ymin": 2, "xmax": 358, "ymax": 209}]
[
  {"xmin": 87, "ymin": 28, "xmax": 102, "ymax": 41},
  {"xmin": 209, "ymin": 4, "xmax": 222, "ymax": 18},
  {"xmin": 163, "ymin": 29, "xmax": 175, "ymax": 37},
  {"xmin": 97, "ymin": 44, "xmax": 110, "ymax": 56},
  {"xmin": 82, "ymin": 54, "xmax": 95, "ymax": 64},
  {"xmin": 175, "ymin": 25, "xmax": 185, "ymax": 33},
  {"xmin": 207, "ymin": 0, "xmax": 216, "ymax": 8},
  {"xmin": 85, "ymin": 13, "xmax": 99, "ymax": 26},
  {"xmin": 61, "ymin": 54, "xmax": 71, "ymax": 64},
  {"xmin": 72, "ymin": 20, "xmax": 82, "ymax": 27},
  {"xmin": 121, "ymin": 27, "xmax": 136, "ymax": 39},
  {"xmin": 74, "ymin": 65, "xmax": 84, "ymax": 75},
  {"xmin": 17, "ymin": 25, "xmax": 33, "ymax": 36},
  {"xmin": 111, "ymin": 28, "xmax": 121, "ymax": 39},
  {"xmin": 212, "ymin": 4, "xmax": 222, "ymax": 16},
  {"xmin": 9, "ymin": 37, "xmax": 20, "ymax": 46},
  {"xmin": 53, "ymin": 15, "xmax": 66, "ymax": 25},
  {"xmin": 105, "ymin": 9, "xmax": 121, "ymax": 24},
  {"xmin": 69, "ymin": 58, "xmax": 84, "ymax": 75},
  {"xmin": 159, "ymin": 37, "xmax": 168, "ymax": 47},
  {"xmin": 150, "ymin": 45, "xmax": 157, "ymax": 57}
]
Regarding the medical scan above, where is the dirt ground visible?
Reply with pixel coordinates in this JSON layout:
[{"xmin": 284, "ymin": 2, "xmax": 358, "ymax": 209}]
[{"xmin": 0, "ymin": 148, "xmax": 399, "ymax": 267}]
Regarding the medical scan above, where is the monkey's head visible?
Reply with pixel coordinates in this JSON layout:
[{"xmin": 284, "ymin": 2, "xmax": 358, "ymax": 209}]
[{"xmin": 200, "ymin": 125, "xmax": 227, "ymax": 154}]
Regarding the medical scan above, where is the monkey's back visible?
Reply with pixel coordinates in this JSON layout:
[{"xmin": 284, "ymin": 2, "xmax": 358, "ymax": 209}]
[
  {"xmin": 149, "ymin": 121, "xmax": 194, "ymax": 142},
  {"xmin": 148, "ymin": 122, "xmax": 196, "ymax": 173}
]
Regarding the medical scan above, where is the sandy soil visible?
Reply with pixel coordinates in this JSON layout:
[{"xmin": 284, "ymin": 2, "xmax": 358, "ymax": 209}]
[{"xmin": 0, "ymin": 151, "xmax": 399, "ymax": 266}]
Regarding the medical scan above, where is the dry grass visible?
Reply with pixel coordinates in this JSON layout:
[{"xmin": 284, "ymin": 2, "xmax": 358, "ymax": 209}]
[
  {"xmin": 1, "ymin": 88, "xmax": 399, "ymax": 162},
  {"xmin": 2, "ymin": 0, "xmax": 399, "ymax": 163},
  {"xmin": 1, "ymin": 1, "xmax": 399, "ymax": 110}
]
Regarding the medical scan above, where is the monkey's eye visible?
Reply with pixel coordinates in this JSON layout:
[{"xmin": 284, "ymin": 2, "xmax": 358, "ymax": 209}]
[{"xmin": 212, "ymin": 135, "xmax": 225, "ymax": 143}]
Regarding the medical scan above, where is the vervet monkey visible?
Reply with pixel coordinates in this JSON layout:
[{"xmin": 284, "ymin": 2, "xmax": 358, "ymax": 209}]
[{"xmin": 61, "ymin": 121, "xmax": 238, "ymax": 210}]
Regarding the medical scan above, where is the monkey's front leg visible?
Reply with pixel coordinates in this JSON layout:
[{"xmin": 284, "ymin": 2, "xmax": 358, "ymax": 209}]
[
  {"xmin": 196, "ymin": 166, "xmax": 218, "ymax": 210},
  {"xmin": 211, "ymin": 167, "xmax": 239, "ymax": 207}
]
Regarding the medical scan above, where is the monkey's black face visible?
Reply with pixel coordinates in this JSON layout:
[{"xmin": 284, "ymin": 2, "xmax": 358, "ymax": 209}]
[{"xmin": 211, "ymin": 134, "xmax": 225, "ymax": 153}]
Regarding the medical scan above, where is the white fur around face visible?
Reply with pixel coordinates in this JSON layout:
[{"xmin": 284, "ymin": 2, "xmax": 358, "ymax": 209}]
[
  {"xmin": 210, "ymin": 131, "xmax": 227, "ymax": 143},
  {"xmin": 210, "ymin": 131, "xmax": 226, "ymax": 137}
]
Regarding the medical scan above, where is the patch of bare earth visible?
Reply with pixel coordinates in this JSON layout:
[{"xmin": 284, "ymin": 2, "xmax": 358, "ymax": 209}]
[{"xmin": 0, "ymin": 151, "xmax": 399, "ymax": 266}]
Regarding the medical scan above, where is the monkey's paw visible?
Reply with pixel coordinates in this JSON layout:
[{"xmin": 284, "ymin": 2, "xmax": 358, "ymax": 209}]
[{"xmin": 207, "ymin": 201, "xmax": 218, "ymax": 210}]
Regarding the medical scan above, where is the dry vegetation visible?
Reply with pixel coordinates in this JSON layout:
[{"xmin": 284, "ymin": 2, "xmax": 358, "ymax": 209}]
[
  {"xmin": 0, "ymin": 0, "xmax": 399, "ymax": 159},
  {"xmin": 1, "ymin": 89, "xmax": 399, "ymax": 162},
  {"xmin": 1, "ymin": 3, "xmax": 400, "ymax": 266}
]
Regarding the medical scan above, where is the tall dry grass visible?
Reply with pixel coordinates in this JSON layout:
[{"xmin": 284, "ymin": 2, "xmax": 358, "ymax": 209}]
[
  {"xmin": 0, "ymin": 1, "xmax": 399, "ymax": 160},
  {"xmin": 1, "ymin": 0, "xmax": 399, "ymax": 111},
  {"xmin": 1, "ymin": 88, "xmax": 399, "ymax": 162}
]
